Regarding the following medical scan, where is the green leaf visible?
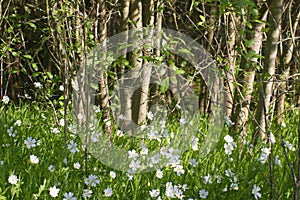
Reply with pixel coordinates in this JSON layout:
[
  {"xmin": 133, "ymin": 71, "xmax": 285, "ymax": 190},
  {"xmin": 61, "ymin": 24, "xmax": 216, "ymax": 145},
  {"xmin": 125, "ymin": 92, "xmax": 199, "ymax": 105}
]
[
  {"xmin": 8, "ymin": 26, "xmax": 13, "ymax": 34},
  {"xmin": 23, "ymin": 55, "xmax": 33, "ymax": 59},
  {"xmin": 90, "ymin": 82, "xmax": 99, "ymax": 90},
  {"xmin": 160, "ymin": 77, "xmax": 169, "ymax": 93},
  {"xmin": 175, "ymin": 69, "xmax": 185, "ymax": 75},
  {"xmin": 32, "ymin": 63, "xmax": 38, "ymax": 71},
  {"xmin": 27, "ymin": 22, "xmax": 37, "ymax": 30}
]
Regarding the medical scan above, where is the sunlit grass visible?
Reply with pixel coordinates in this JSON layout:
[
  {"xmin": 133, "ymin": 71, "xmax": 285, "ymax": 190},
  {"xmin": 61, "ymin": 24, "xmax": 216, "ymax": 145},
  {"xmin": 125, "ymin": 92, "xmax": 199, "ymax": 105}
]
[{"xmin": 0, "ymin": 101, "xmax": 299, "ymax": 199}]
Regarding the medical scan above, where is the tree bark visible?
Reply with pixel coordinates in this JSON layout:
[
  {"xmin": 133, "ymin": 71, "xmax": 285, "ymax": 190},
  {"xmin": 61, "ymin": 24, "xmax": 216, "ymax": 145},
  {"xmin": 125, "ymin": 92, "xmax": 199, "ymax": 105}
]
[{"xmin": 255, "ymin": 0, "xmax": 284, "ymax": 140}]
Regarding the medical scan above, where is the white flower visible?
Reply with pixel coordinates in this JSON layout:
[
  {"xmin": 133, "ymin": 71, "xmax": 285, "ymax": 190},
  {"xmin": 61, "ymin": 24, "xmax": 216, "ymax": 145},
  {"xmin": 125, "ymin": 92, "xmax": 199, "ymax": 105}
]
[
  {"xmin": 30, "ymin": 155, "xmax": 39, "ymax": 164},
  {"xmin": 7, "ymin": 126, "xmax": 16, "ymax": 137},
  {"xmin": 224, "ymin": 135, "xmax": 234, "ymax": 143},
  {"xmin": 92, "ymin": 105, "xmax": 101, "ymax": 113},
  {"xmin": 173, "ymin": 164, "xmax": 185, "ymax": 176},
  {"xmin": 15, "ymin": 120, "xmax": 22, "ymax": 126},
  {"xmin": 59, "ymin": 119, "xmax": 65, "ymax": 126},
  {"xmin": 275, "ymin": 156, "xmax": 281, "ymax": 166},
  {"xmin": 67, "ymin": 140, "xmax": 79, "ymax": 154},
  {"xmin": 191, "ymin": 137, "xmax": 199, "ymax": 151},
  {"xmin": 129, "ymin": 160, "xmax": 141, "ymax": 171},
  {"xmin": 85, "ymin": 174, "xmax": 100, "ymax": 187},
  {"xmin": 140, "ymin": 146, "xmax": 149, "ymax": 155},
  {"xmin": 224, "ymin": 116, "xmax": 235, "ymax": 126},
  {"xmin": 49, "ymin": 186, "xmax": 60, "ymax": 198},
  {"xmin": 128, "ymin": 149, "xmax": 138, "ymax": 159},
  {"xmin": 34, "ymin": 82, "xmax": 43, "ymax": 88},
  {"xmin": 104, "ymin": 188, "xmax": 113, "ymax": 197},
  {"xmin": 150, "ymin": 154, "xmax": 161, "ymax": 166},
  {"xmin": 252, "ymin": 184, "xmax": 261, "ymax": 199},
  {"xmin": 259, "ymin": 147, "xmax": 271, "ymax": 164},
  {"xmin": 119, "ymin": 114, "xmax": 125, "ymax": 120},
  {"xmin": 203, "ymin": 174, "xmax": 212, "ymax": 184},
  {"xmin": 2, "ymin": 96, "xmax": 10, "ymax": 104},
  {"xmin": 63, "ymin": 192, "xmax": 76, "ymax": 200},
  {"xmin": 149, "ymin": 189, "xmax": 160, "ymax": 198},
  {"xmin": 82, "ymin": 189, "xmax": 93, "ymax": 198},
  {"xmin": 179, "ymin": 118, "xmax": 186, "ymax": 125},
  {"xmin": 48, "ymin": 165, "xmax": 55, "ymax": 172},
  {"xmin": 109, "ymin": 171, "xmax": 116, "ymax": 179},
  {"xmin": 74, "ymin": 162, "xmax": 81, "ymax": 169},
  {"xmin": 156, "ymin": 169, "xmax": 163, "ymax": 179},
  {"xmin": 51, "ymin": 127, "xmax": 60, "ymax": 134},
  {"xmin": 224, "ymin": 143, "xmax": 235, "ymax": 155},
  {"xmin": 189, "ymin": 158, "xmax": 198, "ymax": 167},
  {"xmin": 230, "ymin": 183, "xmax": 239, "ymax": 190},
  {"xmin": 8, "ymin": 175, "xmax": 19, "ymax": 185},
  {"xmin": 199, "ymin": 189, "xmax": 208, "ymax": 199},
  {"xmin": 283, "ymin": 140, "xmax": 296, "ymax": 151},
  {"xmin": 147, "ymin": 111, "xmax": 154, "ymax": 120},
  {"xmin": 215, "ymin": 175, "xmax": 222, "ymax": 183},
  {"xmin": 59, "ymin": 85, "xmax": 64, "ymax": 91},
  {"xmin": 24, "ymin": 137, "xmax": 37, "ymax": 149},
  {"xmin": 116, "ymin": 130, "xmax": 124, "ymax": 137},
  {"xmin": 269, "ymin": 132, "xmax": 276, "ymax": 144}
]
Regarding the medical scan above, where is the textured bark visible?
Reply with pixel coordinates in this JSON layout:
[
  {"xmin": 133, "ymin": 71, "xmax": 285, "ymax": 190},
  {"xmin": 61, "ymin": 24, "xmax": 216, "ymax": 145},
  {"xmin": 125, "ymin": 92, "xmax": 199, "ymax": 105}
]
[
  {"xmin": 232, "ymin": 5, "xmax": 268, "ymax": 136},
  {"xmin": 225, "ymin": 13, "xmax": 237, "ymax": 116},
  {"xmin": 255, "ymin": 0, "xmax": 284, "ymax": 140},
  {"xmin": 276, "ymin": 7, "xmax": 300, "ymax": 124}
]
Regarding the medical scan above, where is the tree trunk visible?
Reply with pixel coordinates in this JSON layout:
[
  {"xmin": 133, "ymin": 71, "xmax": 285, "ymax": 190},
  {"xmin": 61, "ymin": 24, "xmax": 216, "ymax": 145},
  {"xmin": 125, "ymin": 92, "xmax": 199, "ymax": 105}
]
[
  {"xmin": 255, "ymin": 0, "xmax": 284, "ymax": 140},
  {"xmin": 276, "ymin": 6, "xmax": 300, "ymax": 124},
  {"xmin": 232, "ymin": 4, "xmax": 268, "ymax": 137}
]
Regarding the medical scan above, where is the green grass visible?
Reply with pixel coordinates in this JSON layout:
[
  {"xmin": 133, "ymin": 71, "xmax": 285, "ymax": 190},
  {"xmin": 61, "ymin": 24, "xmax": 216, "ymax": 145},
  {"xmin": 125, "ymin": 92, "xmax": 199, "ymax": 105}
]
[{"xmin": 0, "ymin": 102, "xmax": 299, "ymax": 199}]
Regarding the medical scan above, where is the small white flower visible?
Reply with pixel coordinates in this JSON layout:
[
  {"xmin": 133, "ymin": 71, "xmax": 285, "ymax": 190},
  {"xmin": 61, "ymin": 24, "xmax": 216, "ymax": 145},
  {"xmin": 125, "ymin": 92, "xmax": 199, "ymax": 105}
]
[
  {"xmin": 30, "ymin": 155, "xmax": 39, "ymax": 164},
  {"xmin": 224, "ymin": 135, "xmax": 234, "ymax": 143},
  {"xmin": 189, "ymin": 158, "xmax": 198, "ymax": 167},
  {"xmin": 34, "ymin": 82, "xmax": 43, "ymax": 89},
  {"xmin": 147, "ymin": 111, "xmax": 154, "ymax": 120},
  {"xmin": 283, "ymin": 140, "xmax": 296, "ymax": 151},
  {"xmin": 74, "ymin": 162, "xmax": 81, "ymax": 169},
  {"xmin": 224, "ymin": 116, "xmax": 235, "ymax": 126},
  {"xmin": 48, "ymin": 164, "xmax": 55, "ymax": 172},
  {"xmin": 173, "ymin": 164, "xmax": 185, "ymax": 176},
  {"xmin": 128, "ymin": 149, "xmax": 138, "ymax": 160},
  {"xmin": 252, "ymin": 184, "xmax": 262, "ymax": 199},
  {"xmin": 156, "ymin": 169, "xmax": 163, "ymax": 179},
  {"xmin": 51, "ymin": 127, "xmax": 60, "ymax": 134},
  {"xmin": 7, "ymin": 126, "xmax": 16, "ymax": 137},
  {"xmin": 103, "ymin": 188, "xmax": 113, "ymax": 197},
  {"xmin": 191, "ymin": 137, "xmax": 199, "ymax": 151},
  {"xmin": 230, "ymin": 183, "xmax": 239, "ymax": 190},
  {"xmin": 67, "ymin": 140, "xmax": 79, "ymax": 154},
  {"xmin": 85, "ymin": 174, "xmax": 100, "ymax": 187},
  {"xmin": 63, "ymin": 192, "xmax": 77, "ymax": 200},
  {"xmin": 269, "ymin": 132, "xmax": 276, "ymax": 144},
  {"xmin": 224, "ymin": 143, "xmax": 235, "ymax": 155},
  {"xmin": 92, "ymin": 105, "xmax": 101, "ymax": 113},
  {"xmin": 8, "ymin": 175, "xmax": 19, "ymax": 185},
  {"xmin": 59, "ymin": 119, "xmax": 65, "ymax": 126},
  {"xmin": 179, "ymin": 118, "xmax": 186, "ymax": 125},
  {"xmin": 24, "ymin": 137, "xmax": 37, "ymax": 149},
  {"xmin": 59, "ymin": 85, "xmax": 64, "ymax": 91},
  {"xmin": 109, "ymin": 171, "xmax": 116, "ymax": 179},
  {"xmin": 15, "ymin": 120, "xmax": 22, "ymax": 126},
  {"xmin": 275, "ymin": 156, "xmax": 281, "ymax": 166},
  {"xmin": 129, "ymin": 160, "xmax": 141, "ymax": 172},
  {"xmin": 2, "ymin": 96, "xmax": 10, "ymax": 104},
  {"xmin": 140, "ymin": 146, "xmax": 149, "ymax": 155},
  {"xmin": 199, "ymin": 189, "xmax": 208, "ymax": 199},
  {"xmin": 203, "ymin": 174, "xmax": 212, "ymax": 184},
  {"xmin": 82, "ymin": 189, "xmax": 93, "ymax": 198},
  {"xmin": 49, "ymin": 186, "xmax": 60, "ymax": 198},
  {"xmin": 149, "ymin": 189, "xmax": 160, "ymax": 198}
]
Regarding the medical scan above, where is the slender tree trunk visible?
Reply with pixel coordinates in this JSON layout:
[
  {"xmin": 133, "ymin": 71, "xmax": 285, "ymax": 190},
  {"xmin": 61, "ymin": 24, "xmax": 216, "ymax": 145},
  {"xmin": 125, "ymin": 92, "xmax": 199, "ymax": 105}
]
[
  {"xmin": 276, "ymin": 6, "xmax": 300, "ymax": 124},
  {"xmin": 255, "ymin": 0, "xmax": 284, "ymax": 140},
  {"xmin": 225, "ymin": 12, "xmax": 237, "ymax": 116},
  {"xmin": 97, "ymin": 0, "xmax": 112, "ymax": 135},
  {"xmin": 232, "ymin": 4, "xmax": 268, "ymax": 137}
]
